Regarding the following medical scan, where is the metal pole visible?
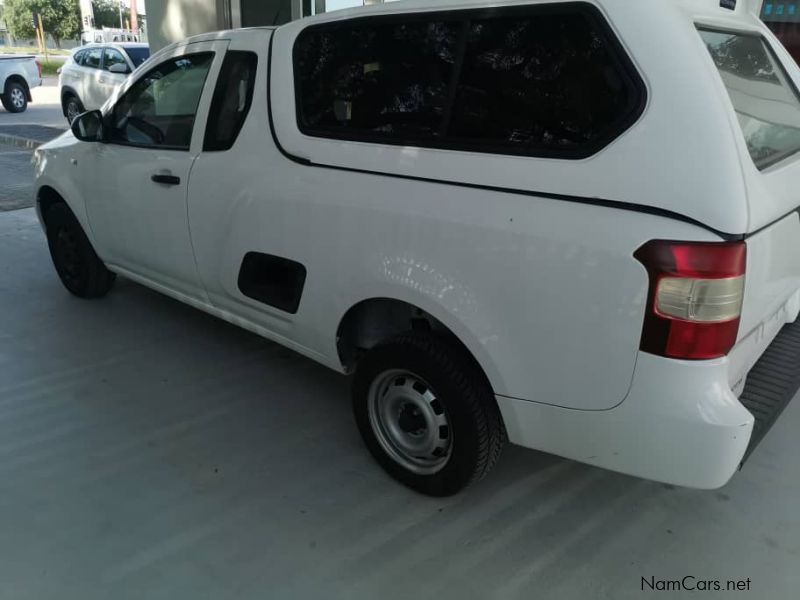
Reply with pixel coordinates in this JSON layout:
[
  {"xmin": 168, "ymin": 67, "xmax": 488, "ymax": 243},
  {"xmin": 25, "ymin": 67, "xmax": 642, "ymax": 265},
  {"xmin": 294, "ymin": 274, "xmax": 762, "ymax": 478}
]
[
  {"xmin": 37, "ymin": 13, "xmax": 48, "ymax": 61},
  {"xmin": 130, "ymin": 0, "xmax": 138, "ymax": 33},
  {"xmin": 119, "ymin": 1, "xmax": 125, "ymax": 30},
  {"xmin": 34, "ymin": 24, "xmax": 44, "ymax": 54}
]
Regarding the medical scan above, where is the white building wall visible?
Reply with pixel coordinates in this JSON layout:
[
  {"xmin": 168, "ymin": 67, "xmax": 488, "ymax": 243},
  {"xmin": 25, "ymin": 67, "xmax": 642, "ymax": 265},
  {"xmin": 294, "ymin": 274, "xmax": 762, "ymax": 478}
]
[{"xmin": 145, "ymin": 0, "xmax": 389, "ymax": 51}]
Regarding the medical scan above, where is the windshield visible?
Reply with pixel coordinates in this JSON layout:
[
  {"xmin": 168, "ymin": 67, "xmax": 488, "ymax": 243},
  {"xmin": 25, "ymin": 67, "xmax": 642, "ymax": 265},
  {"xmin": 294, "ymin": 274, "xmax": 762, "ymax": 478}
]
[
  {"xmin": 123, "ymin": 47, "xmax": 150, "ymax": 68},
  {"xmin": 699, "ymin": 28, "xmax": 800, "ymax": 170}
]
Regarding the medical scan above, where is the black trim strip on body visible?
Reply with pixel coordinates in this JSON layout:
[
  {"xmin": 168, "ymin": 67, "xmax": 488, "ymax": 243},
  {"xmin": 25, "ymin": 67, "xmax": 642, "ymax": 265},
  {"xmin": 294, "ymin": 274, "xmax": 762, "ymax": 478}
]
[{"xmin": 266, "ymin": 25, "xmax": 751, "ymax": 242}]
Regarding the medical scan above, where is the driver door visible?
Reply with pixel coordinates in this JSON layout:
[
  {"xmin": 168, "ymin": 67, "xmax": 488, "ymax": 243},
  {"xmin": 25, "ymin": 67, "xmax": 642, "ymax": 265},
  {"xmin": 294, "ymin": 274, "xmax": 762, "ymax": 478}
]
[{"xmin": 83, "ymin": 41, "xmax": 227, "ymax": 298}]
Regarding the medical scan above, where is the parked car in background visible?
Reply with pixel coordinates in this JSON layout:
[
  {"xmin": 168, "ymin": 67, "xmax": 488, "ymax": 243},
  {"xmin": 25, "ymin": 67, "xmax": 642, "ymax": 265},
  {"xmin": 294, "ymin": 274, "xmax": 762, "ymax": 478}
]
[
  {"xmin": 59, "ymin": 43, "xmax": 150, "ymax": 123},
  {"xmin": 0, "ymin": 54, "xmax": 42, "ymax": 113},
  {"xmin": 33, "ymin": 0, "xmax": 800, "ymax": 497}
]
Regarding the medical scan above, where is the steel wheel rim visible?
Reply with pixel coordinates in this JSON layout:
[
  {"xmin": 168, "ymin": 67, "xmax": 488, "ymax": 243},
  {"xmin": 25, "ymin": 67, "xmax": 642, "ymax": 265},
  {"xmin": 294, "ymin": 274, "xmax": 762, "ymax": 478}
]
[
  {"xmin": 367, "ymin": 369, "xmax": 453, "ymax": 475},
  {"xmin": 10, "ymin": 88, "xmax": 25, "ymax": 108}
]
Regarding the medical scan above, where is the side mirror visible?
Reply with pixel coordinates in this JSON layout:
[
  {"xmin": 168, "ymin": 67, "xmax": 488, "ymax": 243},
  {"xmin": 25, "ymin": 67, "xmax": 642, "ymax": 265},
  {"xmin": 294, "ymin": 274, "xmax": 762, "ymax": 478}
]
[
  {"xmin": 71, "ymin": 110, "xmax": 105, "ymax": 142},
  {"xmin": 108, "ymin": 63, "xmax": 130, "ymax": 74}
]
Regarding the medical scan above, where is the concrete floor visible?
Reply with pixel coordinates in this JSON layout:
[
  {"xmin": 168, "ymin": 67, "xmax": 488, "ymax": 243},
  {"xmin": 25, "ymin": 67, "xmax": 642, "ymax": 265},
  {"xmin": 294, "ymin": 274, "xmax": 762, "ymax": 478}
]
[
  {"xmin": 0, "ymin": 207, "xmax": 798, "ymax": 600},
  {"xmin": 0, "ymin": 144, "xmax": 34, "ymax": 211}
]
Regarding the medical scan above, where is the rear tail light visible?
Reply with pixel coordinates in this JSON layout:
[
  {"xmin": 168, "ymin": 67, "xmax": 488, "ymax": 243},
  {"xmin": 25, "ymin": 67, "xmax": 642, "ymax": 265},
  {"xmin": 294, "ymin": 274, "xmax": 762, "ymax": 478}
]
[
  {"xmin": 634, "ymin": 240, "xmax": 746, "ymax": 360},
  {"xmin": 35, "ymin": 60, "xmax": 42, "ymax": 79}
]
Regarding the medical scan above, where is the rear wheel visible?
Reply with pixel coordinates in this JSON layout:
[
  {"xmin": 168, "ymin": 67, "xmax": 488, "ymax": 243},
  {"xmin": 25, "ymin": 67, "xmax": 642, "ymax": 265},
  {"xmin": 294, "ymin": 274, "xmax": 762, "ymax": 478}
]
[
  {"xmin": 63, "ymin": 93, "xmax": 84, "ymax": 124},
  {"xmin": 2, "ymin": 81, "xmax": 27, "ymax": 113},
  {"xmin": 44, "ymin": 203, "xmax": 115, "ymax": 298},
  {"xmin": 353, "ymin": 334, "xmax": 505, "ymax": 496}
]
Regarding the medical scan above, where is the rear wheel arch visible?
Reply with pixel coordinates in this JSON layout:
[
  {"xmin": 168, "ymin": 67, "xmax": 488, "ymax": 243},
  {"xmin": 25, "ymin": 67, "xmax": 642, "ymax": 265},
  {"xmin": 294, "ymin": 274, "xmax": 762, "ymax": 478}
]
[{"xmin": 335, "ymin": 297, "xmax": 499, "ymax": 395}]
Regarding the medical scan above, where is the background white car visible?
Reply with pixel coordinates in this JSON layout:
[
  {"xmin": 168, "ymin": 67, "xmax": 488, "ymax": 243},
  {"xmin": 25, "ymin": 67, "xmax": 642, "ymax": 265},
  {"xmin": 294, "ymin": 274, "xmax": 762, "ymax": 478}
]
[{"xmin": 58, "ymin": 42, "xmax": 149, "ymax": 123}]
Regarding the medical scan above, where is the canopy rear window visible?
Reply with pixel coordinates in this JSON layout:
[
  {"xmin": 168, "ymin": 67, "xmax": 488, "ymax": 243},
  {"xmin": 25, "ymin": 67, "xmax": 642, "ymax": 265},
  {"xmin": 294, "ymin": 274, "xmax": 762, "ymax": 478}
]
[{"xmin": 699, "ymin": 28, "xmax": 800, "ymax": 170}]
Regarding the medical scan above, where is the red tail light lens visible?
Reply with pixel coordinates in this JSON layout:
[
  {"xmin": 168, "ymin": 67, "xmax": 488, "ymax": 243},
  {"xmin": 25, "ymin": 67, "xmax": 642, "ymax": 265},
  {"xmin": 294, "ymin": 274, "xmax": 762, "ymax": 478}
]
[
  {"xmin": 35, "ymin": 60, "xmax": 42, "ymax": 79},
  {"xmin": 634, "ymin": 240, "xmax": 746, "ymax": 360}
]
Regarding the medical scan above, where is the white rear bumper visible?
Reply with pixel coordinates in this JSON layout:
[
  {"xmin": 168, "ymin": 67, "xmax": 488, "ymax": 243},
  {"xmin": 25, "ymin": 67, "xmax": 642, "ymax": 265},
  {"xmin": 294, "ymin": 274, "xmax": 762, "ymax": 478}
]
[{"xmin": 497, "ymin": 352, "xmax": 753, "ymax": 489}]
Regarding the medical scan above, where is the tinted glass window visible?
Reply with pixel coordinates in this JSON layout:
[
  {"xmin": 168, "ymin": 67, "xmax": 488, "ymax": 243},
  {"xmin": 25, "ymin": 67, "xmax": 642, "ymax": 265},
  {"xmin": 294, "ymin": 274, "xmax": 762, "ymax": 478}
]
[
  {"xmin": 84, "ymin": 47, "xmax": 103, "ymax": 69},
  {"xmin": 295, "ymin": 20, "xmax": 459, "ymax": 142},
  {"xmin": 124, "ymin": 47, "xmax": 151, "ymax": 68},
  {"xmin": 204, "ymin": 51, "xmax": 258, "ymax": 151},
  {"xmin": 110, "ymin": 53, "xmax": 214, "ymax": 150},
  {"xmin": 699, "ymin": 29, "xmax": 800, "ymax": 170},
  {"xmin": 293, "ymin": 6, "xmax": 644, "ymax": 157},
  {"xmin": 449, "ymin": 14, "xmax": 639, "ymax": 152},
  {"xmin": 103, "ymin": 48, "xmax": 128, "ymax": 72},
  {"xmin": 73, "ymin": 50, "xmax": 86, "ymax": 66}
]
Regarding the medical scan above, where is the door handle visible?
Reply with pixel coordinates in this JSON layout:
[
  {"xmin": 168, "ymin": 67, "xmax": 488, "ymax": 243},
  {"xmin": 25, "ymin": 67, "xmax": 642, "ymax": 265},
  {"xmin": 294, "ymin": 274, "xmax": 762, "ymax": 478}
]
[{"xmin": 151, "ymin": 173, "xmax": 181, "ymax": 186}]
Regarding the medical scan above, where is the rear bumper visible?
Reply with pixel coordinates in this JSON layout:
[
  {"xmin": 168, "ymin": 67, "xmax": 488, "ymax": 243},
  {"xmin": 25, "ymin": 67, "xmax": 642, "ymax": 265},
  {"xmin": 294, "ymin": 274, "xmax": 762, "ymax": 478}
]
[
  {"xmin": 739, "ymin": 318, "xmax": 800, "ymax": 462},
  {"xmin": 498, "ymin": 352, "xmax": 754, "ymax": 489}
]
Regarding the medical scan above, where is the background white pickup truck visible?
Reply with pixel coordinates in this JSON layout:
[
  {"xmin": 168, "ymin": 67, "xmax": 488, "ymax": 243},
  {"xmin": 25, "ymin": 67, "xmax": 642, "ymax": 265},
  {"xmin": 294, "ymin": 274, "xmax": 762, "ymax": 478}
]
[{"xmin": 0, "ymin": 54, "xmax": 42, "ymax": 113}]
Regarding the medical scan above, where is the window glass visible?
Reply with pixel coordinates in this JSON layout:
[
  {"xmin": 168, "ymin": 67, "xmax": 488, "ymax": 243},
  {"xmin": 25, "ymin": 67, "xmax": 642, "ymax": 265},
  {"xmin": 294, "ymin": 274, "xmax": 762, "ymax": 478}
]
[
  {"xmin": 295, "ymin": 20, "xmax": 461, "ymax": 142},
  {"xmin": 293, "ymin": 6, "xmax": 644, "ymax": 157},
  {"xmin": 124, "ymin": 47, "xmax": 150, "ymax": 68},
  {"xmin": 103, "ymin": 48, "xmax": 128, "ymax": 72},
  {"xmin": 84, "ymin": 47, "xmax": 103, "ymax": 69},
  {"xmin": 699, "ymin": 29, "xmax": 800, "ymax": 170},
  {"xmin": 72, "ymin": 50, "xmax": 86, "ymax": 66},
  {"xmin": 204, "ymin": 51, "xmax": 258, "ymax": 151},
  {"xmin": 109, "ymin": 52, "xmax": 214, "ymax": 150},
  {"xmin": 449, "ymin": 13, "xmax": 639, "ymax": 153}
]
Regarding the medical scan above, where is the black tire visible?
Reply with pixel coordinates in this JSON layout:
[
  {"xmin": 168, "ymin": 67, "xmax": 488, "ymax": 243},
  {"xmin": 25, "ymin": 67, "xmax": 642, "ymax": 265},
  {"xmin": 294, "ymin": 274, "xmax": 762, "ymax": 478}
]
[
  {"xmin": 2, "ymin": 81, "xmax": 28, "ymax": 113},
  {"xmin": 353, "ymin": 333, "xmax": 505, "ymax": 496},
  {"xmin": 63, "ymin": 93, "xmax": 84, "ymax": 124},
  {"xmin": 44, "ymin": 203, "xmax": 115, "ymax": 298}
]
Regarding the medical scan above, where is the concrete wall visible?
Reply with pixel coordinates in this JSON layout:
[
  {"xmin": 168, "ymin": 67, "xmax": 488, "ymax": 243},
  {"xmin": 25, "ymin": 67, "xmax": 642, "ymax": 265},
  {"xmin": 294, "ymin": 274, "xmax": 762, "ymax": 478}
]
[{"xmin": 146, "ymin": 0, "xmax": 230, "ymax": 52}]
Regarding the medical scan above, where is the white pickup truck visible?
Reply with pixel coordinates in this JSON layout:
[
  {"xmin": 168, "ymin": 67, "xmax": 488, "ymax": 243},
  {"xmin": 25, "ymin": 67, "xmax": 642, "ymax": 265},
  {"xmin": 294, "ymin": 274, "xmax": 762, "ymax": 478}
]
[
  {"xmin": 0, "ymin": 54, "xmax": 42, "ymax": 113},
  {"xmin": 33, "ymin": 0, "xmax": 800, "ymax": 496}
]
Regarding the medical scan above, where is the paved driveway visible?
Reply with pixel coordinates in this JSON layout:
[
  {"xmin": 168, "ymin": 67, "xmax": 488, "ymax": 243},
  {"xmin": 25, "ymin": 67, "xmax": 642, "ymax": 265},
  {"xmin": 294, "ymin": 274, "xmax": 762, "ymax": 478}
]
[
  {"xmin": 0, "ymin": 76, "xmax": 66, "ymax": 212},
  {"xmin": 0, "ymin": 207, "xmax": 798, "ymax": 600},
  {"xmin": 0, "ymin": 144, "xmax": 35, "ymax": 211},
  {"xmin": 0, "ymin": 77, "xmax": 65, "ymax": 128}
]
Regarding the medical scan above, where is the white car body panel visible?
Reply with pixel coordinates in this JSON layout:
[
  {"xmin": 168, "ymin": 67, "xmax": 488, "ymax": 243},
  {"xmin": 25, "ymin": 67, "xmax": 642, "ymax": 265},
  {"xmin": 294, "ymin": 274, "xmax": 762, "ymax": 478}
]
[{"xmin": 33, "ymin": 0, "xmax": 800, "ymax": 490}]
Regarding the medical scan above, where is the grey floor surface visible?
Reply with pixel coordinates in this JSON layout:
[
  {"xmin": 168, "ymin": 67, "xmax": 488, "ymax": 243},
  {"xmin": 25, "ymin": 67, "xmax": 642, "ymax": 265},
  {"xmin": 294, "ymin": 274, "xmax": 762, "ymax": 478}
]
[
  {"xmin": 0, "ymin": 208, "xmax": 798, "ymax": 600},
  {"xmin": 0, "ymin": 144, "xmax": 34, "ymax": 211}
]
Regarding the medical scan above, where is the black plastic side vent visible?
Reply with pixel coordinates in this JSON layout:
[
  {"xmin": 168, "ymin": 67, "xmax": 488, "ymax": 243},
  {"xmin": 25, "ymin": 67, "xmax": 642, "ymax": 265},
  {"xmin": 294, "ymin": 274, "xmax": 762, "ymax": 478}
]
[
  {"xmin": 740, "ymin": 319, "xmax": 800, "ymax": 463},
  {"xmin": 237, "ymin": 252, "xmax": 307, "ymax": 314}
]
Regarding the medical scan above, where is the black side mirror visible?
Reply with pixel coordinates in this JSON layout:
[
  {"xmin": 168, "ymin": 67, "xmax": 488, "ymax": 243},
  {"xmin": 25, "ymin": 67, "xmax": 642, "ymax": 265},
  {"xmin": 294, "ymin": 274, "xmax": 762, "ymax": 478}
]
[{"xmin": 71, "ymin": 110, "xmax": 105, "ymax": 142}]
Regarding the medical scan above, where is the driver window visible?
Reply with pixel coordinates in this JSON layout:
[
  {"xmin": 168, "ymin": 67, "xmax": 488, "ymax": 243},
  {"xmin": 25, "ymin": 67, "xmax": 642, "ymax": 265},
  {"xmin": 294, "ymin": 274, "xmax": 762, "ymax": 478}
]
[
  {"xmin": 109, "ymin": 52, "xmax": 214, "ymax": 150},
  {"xmin": 103, "ymin": 48, "xmax": 128, "ymax": 72}
]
